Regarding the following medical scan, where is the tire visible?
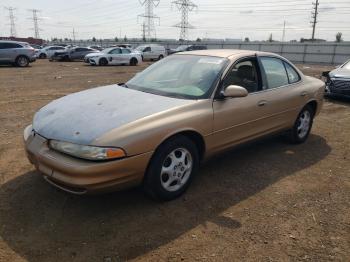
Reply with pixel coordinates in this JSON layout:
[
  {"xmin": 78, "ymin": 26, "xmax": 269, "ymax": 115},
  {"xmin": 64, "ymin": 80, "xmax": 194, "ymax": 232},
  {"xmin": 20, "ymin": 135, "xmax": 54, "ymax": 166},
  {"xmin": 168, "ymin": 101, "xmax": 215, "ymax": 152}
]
[
  {"xmin": 39, "ymin": 53, "xmax": 46, "ymax": 59},
  {"xmin": 99, "ymin": 58, "xmax": 108, "ymax": 66},
  {"xmin": 130, "ymin": 58, "xmax": 138, "ymax": 66},
  {"xmin": 143, "ymin": 135, "xmax": 199, "ymax": 201},
  {"xmin": 288, "ymin": 105, "xmax": 314, "ymax": 144},
  {"xmin": 15, "ymin": 56, "xmax": 29, "ymax": 67},
  {"xmin": 158, "ymin": 55, "xmax": 164, "ymax": 60}
]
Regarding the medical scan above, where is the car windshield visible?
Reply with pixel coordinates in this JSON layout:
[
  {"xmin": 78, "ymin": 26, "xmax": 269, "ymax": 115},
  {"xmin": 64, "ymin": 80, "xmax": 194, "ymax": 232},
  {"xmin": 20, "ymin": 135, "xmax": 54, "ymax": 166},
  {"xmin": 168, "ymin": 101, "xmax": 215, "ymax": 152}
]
[
  {"xmin": 175, "ymin": 45, "xmax": 190, "ymax": 51},
  {"xmin": 101, "ymin": 48, "xmax": 114, "ymax": 53},
  {"xmin": 126, "ymin": 55, "xmax": 228, "ymax": 99},
  {"xmin": 342, "ymin": 60, "xmax": 350, "ymax": 70}
]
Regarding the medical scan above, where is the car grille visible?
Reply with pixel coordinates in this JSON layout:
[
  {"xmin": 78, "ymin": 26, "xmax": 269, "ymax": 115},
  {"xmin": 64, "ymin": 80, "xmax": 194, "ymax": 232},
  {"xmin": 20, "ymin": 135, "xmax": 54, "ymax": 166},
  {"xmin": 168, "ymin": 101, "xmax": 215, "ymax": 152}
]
[{"xmin": 331, "ymin": 79, "xmax": 350, "ymax": 90}]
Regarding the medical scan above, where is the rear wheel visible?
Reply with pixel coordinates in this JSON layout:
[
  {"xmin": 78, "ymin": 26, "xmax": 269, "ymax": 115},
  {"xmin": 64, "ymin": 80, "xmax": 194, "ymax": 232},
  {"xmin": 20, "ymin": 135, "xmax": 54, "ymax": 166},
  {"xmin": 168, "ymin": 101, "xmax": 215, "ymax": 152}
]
[
  {"xmin": 39, "ymin": 53, "xmax": 46, "ymax": 59},
  {"xmin": 130, "ymin": 57, "xmax": 138, "ymax": 66},
  {"xmin": 143, "ymin": 135, "xmax": 199, "ymax": 201},
  {"xmin": 288, "ymin": 105, "xmax": 314, "ymax": 144},
  {"xmin": 158, "ymin": 55, "xmax": 164, "ymax": 60},
  {"xmin": 15, "ymin": 56, "xmax": 29, "ymax": 67},
  {"xmin": 99, "ymin": 58, "xmax": 108, "ymax": 66}
]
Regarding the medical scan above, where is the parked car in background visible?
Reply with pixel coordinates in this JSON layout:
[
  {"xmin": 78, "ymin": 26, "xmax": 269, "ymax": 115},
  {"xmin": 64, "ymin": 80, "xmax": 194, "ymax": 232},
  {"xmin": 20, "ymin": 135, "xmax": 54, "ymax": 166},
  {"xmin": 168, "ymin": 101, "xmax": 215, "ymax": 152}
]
[
  {"xmin": 109, "ymin": 44, "xmax": 133, "ymax": 49},
  {"xmin": 24, "ymin": 49, "xmax": 324, "ymax": 200},
  {"xmin": 36, "ymin": 46, "xmax": 66, "ymax": 59},
  {"xmin": 89, "ymin": 47, "xmax": 142, "ymax": 66},
  {"xmin": 168, "ymin": 45, "xmax": 207, "ymax": 55},
  {"xmin": 51, "ymin": 47, "xmax": 98, "ymax": 61},
  {"xmin": 135, "ymin": 44, "xmax": 166, "ymax": 61},
  {"xmin": 30, "ymin": 44, "xmax": 42, "ymax": 50},
  {"xmin": 88, "ymin": 45, "xmax": 102, "ymax": 51},
  {"xmin": 0, "ymin": 40, "xmax": 36, "ymax": 67},
  {"xmin": 323, "ymin": 59, "xmax": 350, "ymax": 98}
]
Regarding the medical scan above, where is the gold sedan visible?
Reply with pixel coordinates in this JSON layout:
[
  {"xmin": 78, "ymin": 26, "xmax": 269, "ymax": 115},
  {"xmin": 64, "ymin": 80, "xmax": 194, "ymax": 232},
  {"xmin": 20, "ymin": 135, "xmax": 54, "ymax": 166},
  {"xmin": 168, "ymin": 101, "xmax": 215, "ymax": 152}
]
[{"xmin": 24, "ymin": 50, "xmax": 325, "ymax": 200}]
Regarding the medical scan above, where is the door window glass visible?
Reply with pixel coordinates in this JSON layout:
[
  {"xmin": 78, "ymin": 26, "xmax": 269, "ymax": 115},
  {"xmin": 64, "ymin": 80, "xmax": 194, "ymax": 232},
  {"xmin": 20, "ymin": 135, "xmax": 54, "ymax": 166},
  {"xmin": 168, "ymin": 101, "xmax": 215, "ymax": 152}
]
[
  {"xmin": 222, "ymin": 58, "xmax": 260, "ymax": 93},
  {"xmin": 109, "ymin": 48, "xmax": 121, "ymax": 54},
  {"xmin": 121, "ymin": 49, "xmax": 131, "ymax": 54},
  {"xmin": 260, "ymin": 57, "xmax": 289, "ymax": 89}
]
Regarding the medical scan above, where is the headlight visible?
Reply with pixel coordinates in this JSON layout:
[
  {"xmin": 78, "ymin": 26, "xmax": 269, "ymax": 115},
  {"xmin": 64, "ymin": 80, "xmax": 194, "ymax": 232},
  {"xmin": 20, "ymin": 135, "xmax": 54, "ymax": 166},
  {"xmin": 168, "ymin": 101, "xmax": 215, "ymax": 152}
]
[
  {"xmin": 23, "ymin": 125, "xmax": 33, "ymax": 141},
  {"xmin": 49, "ymin": 140, "xmax": 126, "ymax": 161}
]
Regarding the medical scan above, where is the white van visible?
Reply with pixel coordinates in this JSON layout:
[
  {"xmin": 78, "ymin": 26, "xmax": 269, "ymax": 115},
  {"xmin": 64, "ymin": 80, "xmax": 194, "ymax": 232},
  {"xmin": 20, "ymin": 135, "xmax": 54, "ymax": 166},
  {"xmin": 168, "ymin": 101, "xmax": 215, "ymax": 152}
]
[{"xmin": 135, "ymin": 44, "xmax": 166, "ymax": 61}]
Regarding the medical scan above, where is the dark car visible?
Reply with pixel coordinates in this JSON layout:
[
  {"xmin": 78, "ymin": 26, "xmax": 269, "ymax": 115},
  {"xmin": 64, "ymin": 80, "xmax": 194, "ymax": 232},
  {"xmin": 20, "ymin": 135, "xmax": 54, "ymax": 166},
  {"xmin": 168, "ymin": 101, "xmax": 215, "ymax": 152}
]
[
  {"xmin": 51, "ymin": 47, "xmax": 98, "ymax": 61},
  {"xmin": 323, "ymin": 60, "xmax": 350, "ymax": 98},
  {"xmin": 168, "ymin": 45, "xmax": 207, "ymax": 55},
  {"xmin": 0, "ymin": 40, "xmax": 36, "ymax": 67}
]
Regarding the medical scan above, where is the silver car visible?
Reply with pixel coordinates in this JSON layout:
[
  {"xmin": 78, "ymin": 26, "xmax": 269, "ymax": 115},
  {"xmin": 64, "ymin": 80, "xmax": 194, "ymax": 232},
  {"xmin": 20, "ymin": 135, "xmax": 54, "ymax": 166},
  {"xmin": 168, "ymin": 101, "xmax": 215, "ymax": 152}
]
[{"xmin": 0, "ymin": 40, "xmax": 36, "ymax": 67}]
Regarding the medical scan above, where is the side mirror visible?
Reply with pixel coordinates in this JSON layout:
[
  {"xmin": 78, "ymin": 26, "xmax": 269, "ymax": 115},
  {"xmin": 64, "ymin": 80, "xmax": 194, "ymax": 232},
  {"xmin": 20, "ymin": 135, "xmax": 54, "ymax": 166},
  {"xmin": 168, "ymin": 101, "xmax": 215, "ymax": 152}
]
[
  {"xmin": 221, "ymin": 85, "xmax": 248, "ymax": 98},
  {"xmin": 322, "ymin": 71, "xmax": 330, "ymax": 77}
]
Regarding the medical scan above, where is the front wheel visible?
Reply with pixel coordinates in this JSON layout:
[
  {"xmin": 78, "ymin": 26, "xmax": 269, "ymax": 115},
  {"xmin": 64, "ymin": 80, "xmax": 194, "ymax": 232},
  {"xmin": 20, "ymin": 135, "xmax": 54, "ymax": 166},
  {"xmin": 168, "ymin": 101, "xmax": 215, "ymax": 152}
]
[
  {"xmin": 130, "ymin": 58, "xmax": 138, "ymax": 66},
  {"xmin": 288, "ymin": 105, "xmax": 314, "ymax": 144},
  {"xmin": 143, "ymin": 136, "xmax": 199, "ymax": 201},
  {"xmin": 99, "ymin": 58, "xmax": 108, "ymax": 66}
]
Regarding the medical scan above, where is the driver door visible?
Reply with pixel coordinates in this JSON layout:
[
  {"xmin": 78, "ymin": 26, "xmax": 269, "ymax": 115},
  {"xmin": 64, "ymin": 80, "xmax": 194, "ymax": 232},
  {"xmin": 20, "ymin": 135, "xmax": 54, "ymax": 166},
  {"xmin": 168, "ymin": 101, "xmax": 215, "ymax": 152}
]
[
  {"xmin": 210, "ymin": 56, "xmax": 274, "ymax": 151},
  {"xmin": 108, "ymin": 48, "xmax": 122, "ymax": 64}
]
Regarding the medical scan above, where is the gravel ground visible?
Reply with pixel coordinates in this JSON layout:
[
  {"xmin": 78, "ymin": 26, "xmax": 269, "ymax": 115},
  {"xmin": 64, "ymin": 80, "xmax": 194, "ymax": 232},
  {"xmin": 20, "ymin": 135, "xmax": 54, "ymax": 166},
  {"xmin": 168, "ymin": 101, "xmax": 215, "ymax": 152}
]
[{"xmin": 0, "ymin": 60, "xmax": 349, "ymax": 262}]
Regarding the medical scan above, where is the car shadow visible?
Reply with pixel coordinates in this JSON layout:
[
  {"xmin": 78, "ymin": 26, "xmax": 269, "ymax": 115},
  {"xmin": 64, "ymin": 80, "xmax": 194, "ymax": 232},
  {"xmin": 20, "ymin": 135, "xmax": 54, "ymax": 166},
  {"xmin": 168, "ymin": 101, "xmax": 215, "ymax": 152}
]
[{"xmin": 0, "ymin": 134, "xmax": 331, "ymax": 261}]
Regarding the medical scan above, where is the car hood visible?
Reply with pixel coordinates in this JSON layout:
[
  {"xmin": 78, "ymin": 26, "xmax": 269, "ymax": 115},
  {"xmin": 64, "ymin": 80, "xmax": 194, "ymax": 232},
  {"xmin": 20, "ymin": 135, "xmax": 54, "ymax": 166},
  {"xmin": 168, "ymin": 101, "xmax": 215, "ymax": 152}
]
[
  {"xmin": 86, "ymin": 52, "xmax": 101, "ymax": 57},
  {"xmin": 33, "ymin": 85, "xmax": 194, "ymax": 145},
  {"xmin": 329, "ymin": 68, "xmax": 350, "ymax": 78}
]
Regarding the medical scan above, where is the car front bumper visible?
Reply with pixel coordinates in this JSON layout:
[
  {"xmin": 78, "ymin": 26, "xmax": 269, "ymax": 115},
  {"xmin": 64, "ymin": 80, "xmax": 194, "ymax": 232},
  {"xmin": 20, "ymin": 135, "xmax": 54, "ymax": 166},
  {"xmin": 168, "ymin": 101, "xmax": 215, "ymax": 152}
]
[
  {"xmin": 326, "ymin": 78, "xmax": 350, "ymax": 98},
  {"xmin": 23, "ymin": 125, "xmax": 153, "ymax": 194}
]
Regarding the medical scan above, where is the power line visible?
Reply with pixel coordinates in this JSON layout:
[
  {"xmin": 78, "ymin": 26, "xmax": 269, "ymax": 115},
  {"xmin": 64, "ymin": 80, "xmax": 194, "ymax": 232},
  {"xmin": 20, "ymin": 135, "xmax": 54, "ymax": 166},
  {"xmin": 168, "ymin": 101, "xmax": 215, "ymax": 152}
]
[
  {"xmin": 311, "ymin": 0, "xmax": 320, "ymax": 40},
  {"xmin": 138, "ymin": 0, "xmax": 160, "ymax": 40},
  {"xmin": 4, "ymin": 7, "xmax": 16, "ymax": 37},
  {"xmin": 172, "ymin": 0, "xmax": 197, "ymax": 40},
  {"xmin": 28, "ymin": 9, "xmax": 42, "ymax": 39}
]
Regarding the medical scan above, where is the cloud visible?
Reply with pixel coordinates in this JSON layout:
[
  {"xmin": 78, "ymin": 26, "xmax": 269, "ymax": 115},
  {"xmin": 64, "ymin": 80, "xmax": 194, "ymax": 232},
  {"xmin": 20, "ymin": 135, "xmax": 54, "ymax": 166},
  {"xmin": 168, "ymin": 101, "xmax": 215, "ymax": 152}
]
[
  {"xmin": 240, "ymin": 10, "xmax": 253, "ymax": 14},
  {"xmin": 319, "ymin": 5, "xmax": 336, "ymax": 12}
]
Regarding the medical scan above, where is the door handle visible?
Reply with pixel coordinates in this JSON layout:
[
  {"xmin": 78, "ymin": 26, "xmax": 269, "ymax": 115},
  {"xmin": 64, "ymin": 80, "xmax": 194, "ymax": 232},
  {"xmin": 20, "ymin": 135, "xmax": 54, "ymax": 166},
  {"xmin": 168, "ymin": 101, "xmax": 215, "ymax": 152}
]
[
  {"xmin": 300, "ymin": 91, "xmax": 308, "ymax": 97},
  {"xmin": 258, "ymin": 100, "xmax": 267, "ymax": 107}
]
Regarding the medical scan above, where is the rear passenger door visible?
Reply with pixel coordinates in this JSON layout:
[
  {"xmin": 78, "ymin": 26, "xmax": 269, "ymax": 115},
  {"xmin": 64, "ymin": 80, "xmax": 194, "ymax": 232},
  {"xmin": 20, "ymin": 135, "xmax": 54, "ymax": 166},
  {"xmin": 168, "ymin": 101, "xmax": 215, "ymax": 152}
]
[
  {"xmin": 0, "ymin": 43, "xmax": 22, "ymax": 61},
  {"xmin": 257, "ymin": 56, "xmax": 306, "ymax": 128},
  {"xmin": 121, "ymin": 48, "xmax": 131, "ymax": 63}
]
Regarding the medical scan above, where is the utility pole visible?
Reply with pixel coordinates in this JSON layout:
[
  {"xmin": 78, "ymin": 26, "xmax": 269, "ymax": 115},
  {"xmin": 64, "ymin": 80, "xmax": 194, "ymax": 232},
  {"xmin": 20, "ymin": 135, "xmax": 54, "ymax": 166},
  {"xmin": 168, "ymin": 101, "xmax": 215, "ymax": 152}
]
[
  {"xmin": 172, "ymin": 0, "xmax": 197, "ymax": 41},
  {"xmin": 28, "ymin": 9, "xmax": 41, "ymax": 38},
  {"xmin": 138, "ymin": 0, "xmax": 160, "ymax": 40},
  {"xmin": 4, "ymin": 7, "xmax": 17, "ymax": 37},
  {"xmin": 142, "ymin": 23, "xmax": 146, "ymax": 41},
  {"xmin": 282, "ymin": 21, "xmax": 286, "ymax": 42},
  {"xmin": 311, "ymin": 0, "xmax": 319, "ymax": 41},
  {"xmin": 72, "ymin": 28, "xmax": 76, "ymax": 42}
]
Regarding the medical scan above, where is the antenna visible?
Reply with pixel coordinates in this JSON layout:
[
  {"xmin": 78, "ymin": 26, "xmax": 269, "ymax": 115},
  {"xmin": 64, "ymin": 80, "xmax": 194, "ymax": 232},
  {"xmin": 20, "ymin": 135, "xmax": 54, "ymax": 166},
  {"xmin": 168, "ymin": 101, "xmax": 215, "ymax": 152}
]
[
  {"xmin": 310, "ymin": 0, "xmax": 319, "ymax": 41},
  {"xmin": 4, "ymin": 7, "xmax": 17, "ymax": 37},
  {"xmin": 28, "ymin": 9, "xmax": 42, "ymax": 39},
  {"xmin": 138, "ymin": 0, "xmax": 160, "ymax": 40}
]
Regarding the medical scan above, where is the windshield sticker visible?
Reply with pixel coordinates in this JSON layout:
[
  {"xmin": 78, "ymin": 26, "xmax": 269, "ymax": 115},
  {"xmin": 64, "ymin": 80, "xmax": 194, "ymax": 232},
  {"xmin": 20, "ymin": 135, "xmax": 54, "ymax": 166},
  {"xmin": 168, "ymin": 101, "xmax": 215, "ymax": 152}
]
[{"xmin": 198, "ymin": 58, "xmax": 225, "ymax": 65}]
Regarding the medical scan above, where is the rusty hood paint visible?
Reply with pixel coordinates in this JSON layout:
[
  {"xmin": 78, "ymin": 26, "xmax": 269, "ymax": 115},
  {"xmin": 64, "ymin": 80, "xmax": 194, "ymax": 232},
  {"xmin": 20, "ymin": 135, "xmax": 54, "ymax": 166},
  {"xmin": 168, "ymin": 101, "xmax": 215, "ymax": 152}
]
[{"xmin": 33, "ymin": 85, "xmax": 194, "ymax": 145}]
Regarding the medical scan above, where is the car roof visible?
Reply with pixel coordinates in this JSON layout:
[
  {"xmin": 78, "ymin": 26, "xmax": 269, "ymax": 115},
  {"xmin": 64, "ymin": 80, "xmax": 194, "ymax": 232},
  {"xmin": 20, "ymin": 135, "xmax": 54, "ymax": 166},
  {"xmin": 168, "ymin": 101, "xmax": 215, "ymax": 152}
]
[
  {"xmin": 0, "ymin": 40, "xmax": 28, "ymax": 45},
  {"xmin": 176, "ymin": 49, "xmax": 279, "ymax": 59}
]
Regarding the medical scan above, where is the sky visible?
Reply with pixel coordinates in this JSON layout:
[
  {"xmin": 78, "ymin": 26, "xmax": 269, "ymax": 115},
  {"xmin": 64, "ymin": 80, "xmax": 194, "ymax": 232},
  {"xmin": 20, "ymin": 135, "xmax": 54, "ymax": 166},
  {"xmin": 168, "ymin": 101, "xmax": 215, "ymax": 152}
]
[{"xmin": 1, "ymin": 0, "xmax": 349, "ymax": 41}]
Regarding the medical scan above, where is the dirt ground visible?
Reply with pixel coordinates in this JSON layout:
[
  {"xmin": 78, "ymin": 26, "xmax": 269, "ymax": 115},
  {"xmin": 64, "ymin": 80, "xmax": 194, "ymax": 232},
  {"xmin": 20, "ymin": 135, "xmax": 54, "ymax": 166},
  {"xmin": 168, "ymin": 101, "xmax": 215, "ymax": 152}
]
[{"xmin": 0, "ymin": 60, "xmax": 349, "ymax": 262}]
